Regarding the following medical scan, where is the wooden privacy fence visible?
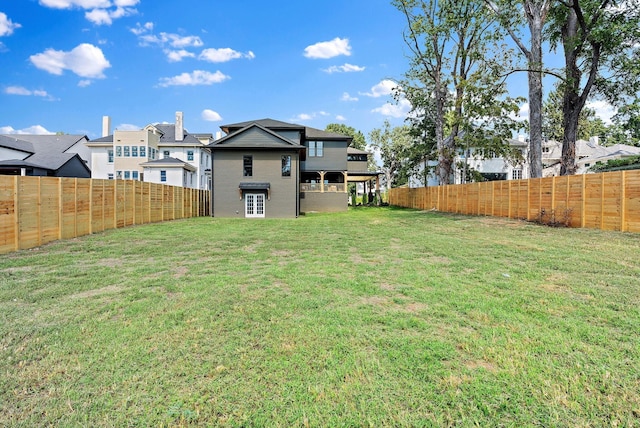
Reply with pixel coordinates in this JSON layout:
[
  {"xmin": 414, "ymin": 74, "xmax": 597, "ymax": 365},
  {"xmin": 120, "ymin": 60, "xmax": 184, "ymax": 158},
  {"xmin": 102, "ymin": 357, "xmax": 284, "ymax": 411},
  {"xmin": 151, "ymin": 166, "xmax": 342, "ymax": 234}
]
[
  {"xmin": 0, "ymin": 176, "xmax": 210, "ymax": 255},
  {"xmin": 388, "ymin": 170, "xmax": 640, "ymax": 233}
]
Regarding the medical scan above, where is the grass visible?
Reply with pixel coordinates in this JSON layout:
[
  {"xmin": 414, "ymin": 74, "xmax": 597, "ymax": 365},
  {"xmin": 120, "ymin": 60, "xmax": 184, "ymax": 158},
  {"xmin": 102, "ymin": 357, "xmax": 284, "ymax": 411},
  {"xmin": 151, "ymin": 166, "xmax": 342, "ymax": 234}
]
[{"xmin": 1, "ymin": 207, "xmax": 639, "ymax": 427}]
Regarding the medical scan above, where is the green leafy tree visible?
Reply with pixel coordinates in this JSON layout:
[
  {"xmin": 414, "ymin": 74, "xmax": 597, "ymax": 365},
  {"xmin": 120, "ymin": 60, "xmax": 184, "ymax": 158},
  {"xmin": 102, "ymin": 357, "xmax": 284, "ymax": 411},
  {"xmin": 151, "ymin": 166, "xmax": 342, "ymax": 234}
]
[
  {"xmin": 549, "ymin": 0, "xmax": 640, "ymax": 175},
  {"xmin": 369, "ymin": 121, "xmax": 413, "ymax": 188},
  {"xmin": 542, "ymin": 82, "xmax": 608, "ymax": 142},
  {"xmin": 394, "ymin": 0, "xmax": 521, "ymax": 184},
  {"xmin": 610, "ymin": 100, "xmax": 640, "ymax": 145}
]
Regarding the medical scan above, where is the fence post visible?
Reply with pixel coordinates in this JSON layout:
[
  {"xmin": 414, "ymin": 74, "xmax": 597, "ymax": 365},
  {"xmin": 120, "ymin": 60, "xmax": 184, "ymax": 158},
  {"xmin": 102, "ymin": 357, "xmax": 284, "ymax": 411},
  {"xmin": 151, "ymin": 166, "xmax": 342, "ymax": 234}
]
[
  {"xmin": 600, "ymin": 173, "xmax": 605, "ymax": 230},
  {"xmin": 13, "ymin": 176, "xmax": 19, "ymax": 252},
  {"xmin": 621, "ymin": 171, "xmax": 627, "ymax": 232}
]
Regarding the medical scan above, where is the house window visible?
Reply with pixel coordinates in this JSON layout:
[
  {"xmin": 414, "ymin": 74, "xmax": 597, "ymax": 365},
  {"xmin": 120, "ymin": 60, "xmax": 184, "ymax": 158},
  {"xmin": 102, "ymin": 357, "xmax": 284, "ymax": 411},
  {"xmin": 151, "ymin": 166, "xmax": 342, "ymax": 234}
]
[
  {"xmin": 124, "ymin": 171, "xmax": 130, "ymax": 179},
  {"xmin": 140, "ymin": 146, "xmax": 146, "ymax": 158},
  {"xmin": 187, "ymin": 150, "xmax": 194, "ymax": 161},
  {"xmin": 116, "ymin": 146, "xmax": 122, "ymax": 157},
  {"xmin": 132, "ymin": 146, "xmax": 138, "ymax": 157},
  {"xmin": 132, "ymin": 171, "xmax": 139, "ymax": 180},
  {"xmin": 160, "ymin": 170, "xmax": 167, "ymax": 182},
  {"xmin": 116, "ymin": 170, "xmax": 122, "ymax": 179},
  {"xmin": 308, "ymin": 141, "xmax": 324, "ymax": 157},
  {"xmin": 150, "ymin": 148, "xmax": 155, "ymax": 159},
  {"xmin": 512, "ymin": 169, "xmax": 522, "ymax": 180},
  {"xmin": 124, "ymin": 146, "xmax": 130, "ymax": 157},
  {"xmin": 282, "ymin": 155, "xmax": 291, "ymax": 177},
  {"xmin": 243, "ymin": 155, "xmax": 253, "ymax": 177},
  {"xmin": 543, "ymin": 147, "xmax": 550, "ymax": 153},
  {"xmin": 108, "ymin": 149, "xmax": 114, "ymax": 163},
  {"xmin": 108, "ymin": 173, "xmax": 114, "ymax": 180},
  {"xmin": 163, "ymin": 150, "xmax": 170, "ymax": 159}
]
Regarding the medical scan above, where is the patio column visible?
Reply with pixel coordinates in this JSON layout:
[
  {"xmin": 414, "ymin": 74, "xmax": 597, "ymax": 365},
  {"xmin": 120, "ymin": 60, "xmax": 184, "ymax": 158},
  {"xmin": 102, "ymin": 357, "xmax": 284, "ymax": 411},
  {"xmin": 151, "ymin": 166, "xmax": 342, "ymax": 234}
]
[
  {"xmin": 343, "ymin": 172, "xmax": 348, "ymax": 192},
  {"xmin": 375, "ymin": 175, "xmax": 381, "ymax": 206},
  {"xmin": 319, "ymin": 171, "xmax": 325, "ymax": 193}
]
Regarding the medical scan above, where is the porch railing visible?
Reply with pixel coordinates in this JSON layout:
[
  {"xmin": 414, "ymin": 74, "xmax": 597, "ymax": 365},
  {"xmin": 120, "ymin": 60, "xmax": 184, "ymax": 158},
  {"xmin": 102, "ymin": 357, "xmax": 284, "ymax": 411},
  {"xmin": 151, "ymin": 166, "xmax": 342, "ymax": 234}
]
[{"xmin": 300, "ymin": 183, "xmax": 345, "ymax": 192}]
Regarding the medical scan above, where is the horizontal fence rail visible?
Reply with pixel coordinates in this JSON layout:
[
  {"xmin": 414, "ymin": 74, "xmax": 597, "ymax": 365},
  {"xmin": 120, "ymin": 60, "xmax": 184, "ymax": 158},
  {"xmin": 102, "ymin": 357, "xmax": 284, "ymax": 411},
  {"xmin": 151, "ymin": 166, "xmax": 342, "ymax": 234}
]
[
  {"xmin": 389, "ymin": 170, "xmax": 640, "ymax": 233},
  {"xmin": 0, "ymin": 176, "xmax": 210, "ymax": 255}
]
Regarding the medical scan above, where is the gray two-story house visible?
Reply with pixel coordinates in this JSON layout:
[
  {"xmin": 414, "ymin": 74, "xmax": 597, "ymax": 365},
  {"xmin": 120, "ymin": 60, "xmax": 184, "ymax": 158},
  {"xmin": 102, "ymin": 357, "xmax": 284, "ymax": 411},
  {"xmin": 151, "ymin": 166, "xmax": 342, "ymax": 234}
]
[{"xmin": 207, "ymin": 119, "xmax": 357, "ymax": 218}]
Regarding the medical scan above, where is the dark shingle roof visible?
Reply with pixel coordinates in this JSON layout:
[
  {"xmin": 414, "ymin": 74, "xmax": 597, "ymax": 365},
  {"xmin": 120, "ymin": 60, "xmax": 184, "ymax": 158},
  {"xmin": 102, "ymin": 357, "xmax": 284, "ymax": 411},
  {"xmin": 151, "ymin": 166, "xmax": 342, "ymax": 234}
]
[
  {"xmin": 155, "ymin": 124, "xmax": 203, "ymax": 146},
  {"xmin": 0, "ymin": 134, "xmax": 89, "ymax": 172},
  {"xmin": 304, "ymin": 126, "xmax": 352, "ymax": 141},
  {"xmin": 207, "ymin": 123, "xmax": 306, "ymax": 150},
  {"xmin": 221, "ymin": 118, "xmax": 305, "ymax": 134},
  {"xmin": 0, "ymin": 135, "xmax": 35, "ymax": 154}
]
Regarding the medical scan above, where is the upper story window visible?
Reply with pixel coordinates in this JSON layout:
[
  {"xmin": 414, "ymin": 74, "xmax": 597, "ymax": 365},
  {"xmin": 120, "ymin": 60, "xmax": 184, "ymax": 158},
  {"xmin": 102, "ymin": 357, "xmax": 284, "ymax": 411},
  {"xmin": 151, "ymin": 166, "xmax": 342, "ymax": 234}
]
[
  {"xmin": 108, "ymin": 149, "xmax": 114, "ymax": 163},
  {"xmin": 132, "ymin": 146, "xmax": 138, "ymax": 157},
  {"xmin": 308, "ymin": 141, "xmax": 323, "ymax": 157},
  {"xmin": 282, "ymin": 155, "xmax": 291, "ymax": 177},
  {"xmin": 124, "ymin": 146, "xmax": 130, "ymax": 157},
  {"xmin": 187, "ymin": 150, "xmax": 194, "ymax": 161},
  {"xmin": 140, "ymin": 146, "xmax": 146, "ymax": 158},
  {"xmin": 116, "ymin": 146, "xmax": 122, "ymax": 157},
  {"xmin": 163, "ymin": 150, "xmax": 170, "ymax": 159},
  {"xmin": 243, "ymin": 155, "xmax": 253, "ymax": 177}
]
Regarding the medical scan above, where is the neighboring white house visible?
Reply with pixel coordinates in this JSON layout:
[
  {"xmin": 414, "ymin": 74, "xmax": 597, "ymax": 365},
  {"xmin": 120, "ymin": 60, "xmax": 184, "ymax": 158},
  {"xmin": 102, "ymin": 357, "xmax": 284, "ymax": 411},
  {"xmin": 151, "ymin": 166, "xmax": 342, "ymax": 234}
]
[
  {"xmin": 409, "ymin": 135, "xmax": 529, "ymax": 187},
  {"xmin": 542, "ymin": 137, "xmax": 640, "ymax": 176},
  {"xmin": 85, "ymin": 112, "xmax": 212, "ymax": 189}
]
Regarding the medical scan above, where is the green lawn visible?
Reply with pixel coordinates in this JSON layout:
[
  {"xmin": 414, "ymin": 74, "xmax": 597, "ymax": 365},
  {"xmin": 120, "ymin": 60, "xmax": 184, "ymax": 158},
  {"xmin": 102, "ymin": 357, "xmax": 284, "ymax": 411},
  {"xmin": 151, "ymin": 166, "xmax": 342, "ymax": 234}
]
[{"xmin": 1, "ymin": 207, "xmax": 639, "ymax": 427}]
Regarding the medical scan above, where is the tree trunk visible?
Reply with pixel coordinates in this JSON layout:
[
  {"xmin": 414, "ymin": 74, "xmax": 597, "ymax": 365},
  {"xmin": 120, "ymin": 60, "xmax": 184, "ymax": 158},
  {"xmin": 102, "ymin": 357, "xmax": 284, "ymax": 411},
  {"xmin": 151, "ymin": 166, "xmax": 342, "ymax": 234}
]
[
  {"xmin": 435, "ymin": 86, "xmax": 451, "ymax": 185},
  {"xmin": 560, "ymin": 7, "xmax": 581, "ymax": 176},
  {"xmin": 526, "ymin": 4, "xmax": 545, "ymax": 178}
]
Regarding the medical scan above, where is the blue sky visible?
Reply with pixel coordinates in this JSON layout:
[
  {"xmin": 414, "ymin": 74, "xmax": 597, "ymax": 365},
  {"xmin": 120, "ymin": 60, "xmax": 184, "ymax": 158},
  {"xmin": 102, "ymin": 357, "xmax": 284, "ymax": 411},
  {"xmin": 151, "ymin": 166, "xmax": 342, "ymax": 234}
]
[
  {"xmin": 0, "ymin": 1, "xmax": 615, "ymax": 141},
  {"xmin": 0, "ymin": 0, "xmax": 419, "ymax": 139}
]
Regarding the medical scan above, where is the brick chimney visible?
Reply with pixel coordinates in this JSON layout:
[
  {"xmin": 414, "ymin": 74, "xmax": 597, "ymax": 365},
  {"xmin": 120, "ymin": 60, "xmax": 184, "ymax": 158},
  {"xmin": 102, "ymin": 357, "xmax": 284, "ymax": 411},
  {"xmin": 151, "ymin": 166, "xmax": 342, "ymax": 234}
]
[
  {"xmin": 102, "ymin": 115, "xmax": 111, "ymax": 137},
  {"xmin": 175, "ymin": 111, "xmax": 184, "ymax": 141}
]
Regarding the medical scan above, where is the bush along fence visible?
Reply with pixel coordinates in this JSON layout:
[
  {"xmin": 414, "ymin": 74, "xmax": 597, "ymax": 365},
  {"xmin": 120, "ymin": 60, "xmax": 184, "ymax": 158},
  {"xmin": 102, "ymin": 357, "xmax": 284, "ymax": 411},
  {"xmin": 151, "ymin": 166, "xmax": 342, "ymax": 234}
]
[
  {"xmin": 388, "ymin": 170, "xmax": 640, "ymax": 233},
  {"xmin": 0, "ymin": 175, "xmax": 210, "ymax": 255}
]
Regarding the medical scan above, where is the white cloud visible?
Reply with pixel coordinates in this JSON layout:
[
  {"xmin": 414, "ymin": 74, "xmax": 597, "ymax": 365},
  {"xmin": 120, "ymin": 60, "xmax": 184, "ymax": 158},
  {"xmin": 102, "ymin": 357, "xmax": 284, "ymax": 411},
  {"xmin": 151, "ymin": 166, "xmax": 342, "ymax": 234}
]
[
  {"xmin": 361, "ymin": 79, "xmax": 397, "ymax": 98},
  {"xmin": 115, "ymin": 123, "xmax": 140, "ymax": 131},
  {"xmin": 0, "ymin": 125, "xmax": 54, "ymax": 135},
  {"xmin": 158, "ymin": 70, "xmax": 230, "ymax": 87},
  {"xmin": 341, "ymin": 92, "xmax": 358, "ymax": 102},
  {"xmin": 78, "ymin": 79, "xmax": 92, "ymax": 87},
  {"xmin": 335, "ymin": 115, "xmax": 346, "ymax": 121},
  {"xmin": 289, "ymin": 112, "xmax": 330, "ymax": 122},
  {"xmin": 587, "ymin": 100, "xmax": 617, "ymax": 125},
  {"xmin": 0, "ymin": 12, "xmax": 21, "ymax": 37},
  {"xmin": 30, "ymin": 43, "xmax": 111, "ymax": 78},
  {"xmin": 165, "ymin": 49, "xmax": 195, "ymax": 62},
  {"xmin": 304, "ymin": 37, "xmax": 351, "ymax": 59},
  {"xmin": 199, "ymin": 48, "xmax": 255, "ymax": 63},
  {"xmin": 202, "ymin": 109, "xmax": 222, "ymax": 122},
  {"xmin": 40, "ymin": 0, "xmax": 139, "ymax": 25},
  {"xmin": 85, "ymin": 6, "xmax": 136, "ymax": 25},
  {"xmin": 323, "ymin": 63, "xmax": 365, "ymax": 74},
  {"xmin": 372, "ymin": 99, "xmax": 412, "ymax": 118},
  {"xmin": 39, "ymin": 0, "xmax": 111, "ymax": 8},
  {"xmin": 131, "ymin": 21, "xmax": 153, "ymax": 35},
  {"xmin": 140, "ymin": 32, "xmax": 203, "ymax": 48},
  {"xmin": 5, "ymin": 86, "xmax": 52, "ymax": 99}
]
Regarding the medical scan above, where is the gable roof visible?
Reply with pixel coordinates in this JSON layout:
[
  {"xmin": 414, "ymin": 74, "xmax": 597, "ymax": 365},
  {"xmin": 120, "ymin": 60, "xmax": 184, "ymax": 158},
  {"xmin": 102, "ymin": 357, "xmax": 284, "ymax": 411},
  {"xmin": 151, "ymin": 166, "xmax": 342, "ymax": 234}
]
[
  {"xmin": 139, "ymin": 156, "xmax": 197, "ymax": 171},
  {"xmin": 220, "ymin": 118, "xmax": 305, "ymax": 135},
  {"xmin": 0, "ymin": 135, "xmax": 35, "ymax": 155},
  {"xmin": 14, "ymin": 134, "xmax": 89, "ymax": 153},
  {"xmin": 208, "ymin": 123, "xmax": 306, "ymax": 151}
]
